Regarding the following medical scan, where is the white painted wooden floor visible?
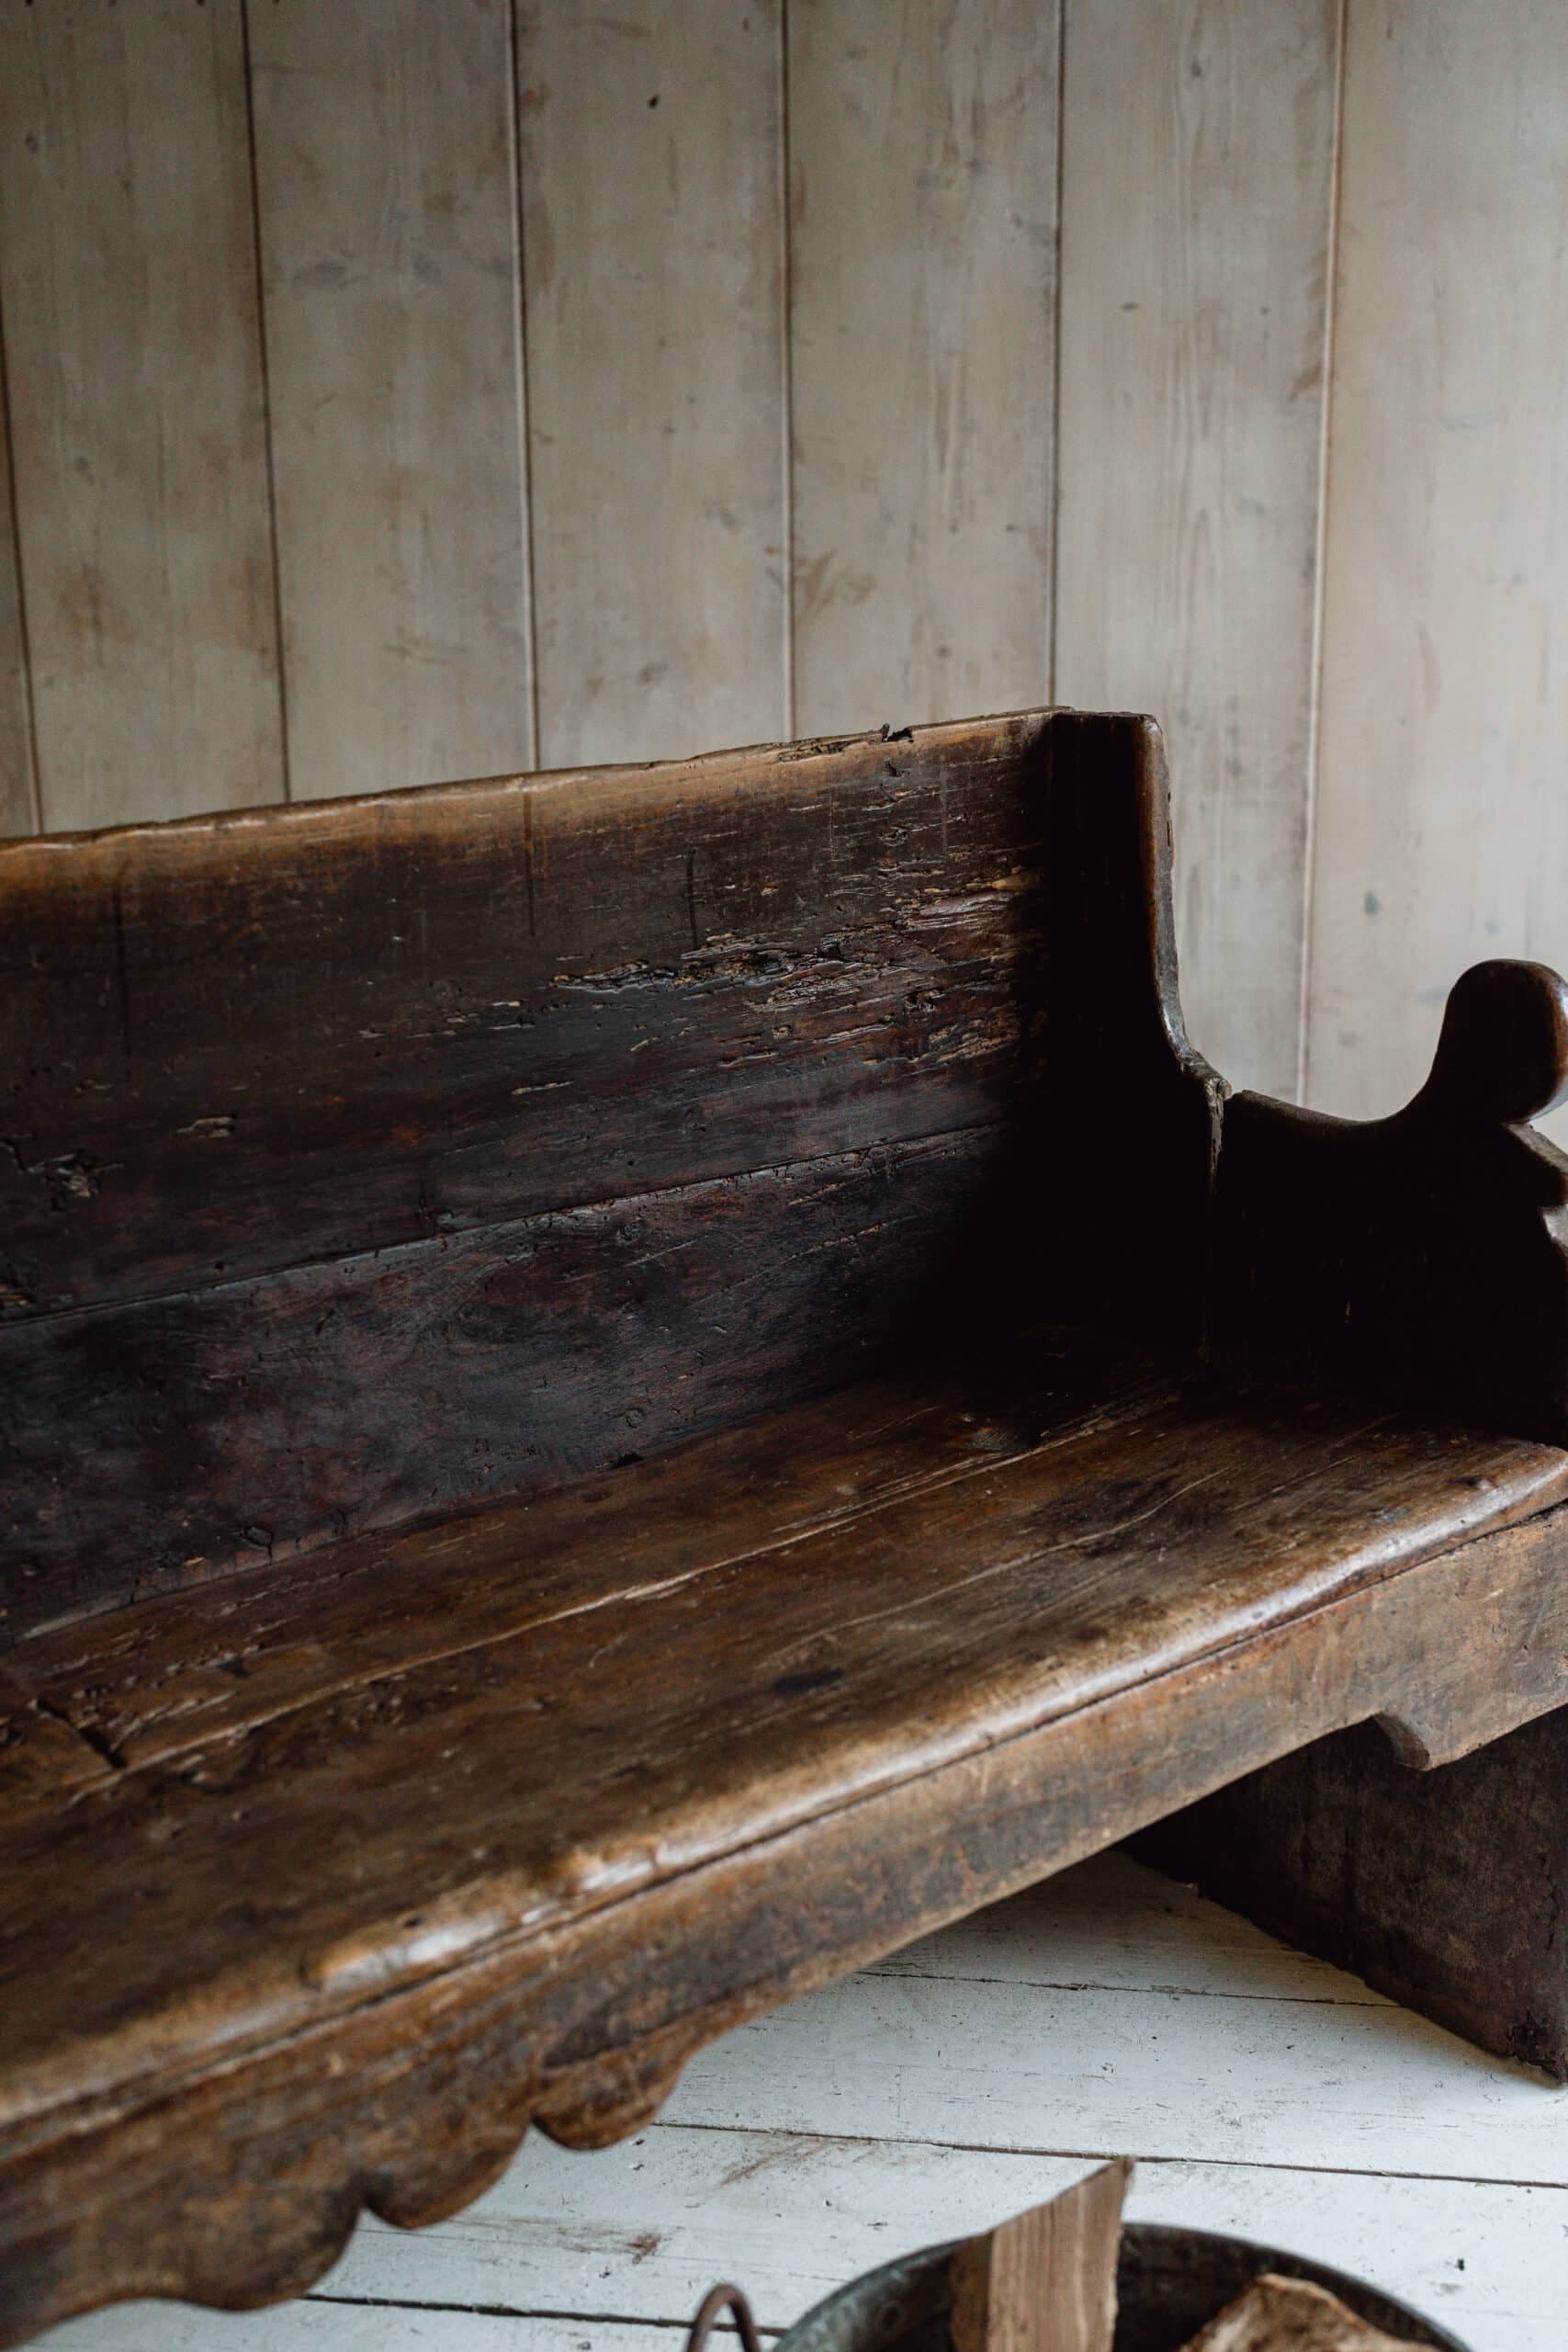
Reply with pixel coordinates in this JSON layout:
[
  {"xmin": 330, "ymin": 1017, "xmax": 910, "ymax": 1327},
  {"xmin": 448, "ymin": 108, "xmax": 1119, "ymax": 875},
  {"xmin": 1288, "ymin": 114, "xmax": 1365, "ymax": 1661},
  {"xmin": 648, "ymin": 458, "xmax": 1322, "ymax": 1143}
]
[{"xmin": 36, "ymin": 1852, "xmax": 1568, "ymax": 2352}]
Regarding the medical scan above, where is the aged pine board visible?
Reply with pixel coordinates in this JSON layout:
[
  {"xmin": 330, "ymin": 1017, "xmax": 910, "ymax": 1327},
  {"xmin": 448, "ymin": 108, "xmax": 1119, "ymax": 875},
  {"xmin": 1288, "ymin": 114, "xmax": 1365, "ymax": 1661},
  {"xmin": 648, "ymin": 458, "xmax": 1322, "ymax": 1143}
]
[
  {"xmin": 517, "ymin": 0, "xmax": 786, "ymax": 767},
  {"xmin": 1307, "ymin": 1, "xmax": 1568, "ymax": 1153},
  {"xmin": 0, "ymin": 1124, "xmax": 1005, "ymax": 1629},
  {"xmin": 1054, "ymin": 0, "xmax": 1339, "ymax": 1099},
  {"xmin": 0, "ymin": 717, "xmax": 1049, "ymax": 1320},
  {"xmin": 786, "ymin": 0, "xmax": 1058, "ymax": 738},
  {"xmin": 246, "ymin": 0, "xmax": 535, "ymax": 801},
  {"xmin": 0, "ymin": 0, "xmax": 284, "ymax": 831},
  {"xmin": 2, "ymin": 1365, "xmax": 1566, "ymax": 2337},
  {"xmin": 12, "ymin": 1368, "xmax": 1561, "ymax": 2110}
]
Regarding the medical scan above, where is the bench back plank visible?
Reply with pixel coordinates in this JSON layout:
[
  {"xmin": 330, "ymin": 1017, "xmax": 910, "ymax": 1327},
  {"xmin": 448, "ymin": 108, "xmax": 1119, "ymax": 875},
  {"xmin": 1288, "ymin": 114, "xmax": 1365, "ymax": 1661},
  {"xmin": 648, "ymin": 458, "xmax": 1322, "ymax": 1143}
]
[{"xmin": 1, "ymin": 710, "xmax": 1217, "ymax": 1635}]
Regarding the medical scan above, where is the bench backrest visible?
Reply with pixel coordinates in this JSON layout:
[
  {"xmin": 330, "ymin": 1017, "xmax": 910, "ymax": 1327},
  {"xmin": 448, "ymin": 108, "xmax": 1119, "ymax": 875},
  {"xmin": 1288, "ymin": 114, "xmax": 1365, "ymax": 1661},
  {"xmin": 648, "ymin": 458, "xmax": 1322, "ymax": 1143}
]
[{"xmin": 0, "ymin": 709, "xmax": 1217, "ymax": 1636}]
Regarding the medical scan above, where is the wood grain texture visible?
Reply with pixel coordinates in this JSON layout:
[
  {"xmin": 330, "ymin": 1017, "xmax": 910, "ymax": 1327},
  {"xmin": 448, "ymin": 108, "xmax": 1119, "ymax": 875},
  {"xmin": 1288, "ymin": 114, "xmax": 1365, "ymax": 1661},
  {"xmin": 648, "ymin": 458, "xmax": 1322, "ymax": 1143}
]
[
  {"xmin": 0, "ymin": 0, "xmax": 284, "ymax": 830},
  {"xmin": 0, "ymin": 354, "xmax": 35, "ymax": 838},
  {"xmin": 1054, "ymin": 0, "xmax": 1339, "ymax": 1100},
  {"xmin": 7, "ymin": 704, "xmax": 1568, "ymax": 2346},
  {"xmin": 2, "ymin": 1367, "xmax": 1565, "ymax": 2341},
  {"xmin": 247, "ymin": 0, "xmax": 535, "ymax": 801},
  {"xmin": 1307, "ymin": 0, "xmax": 1568, "ymax": 1153},
  {"xmin": 0, "ymin": 711, "xmax": 1223, "ymax": 1628},
  {"xmin": 0, "ymin": 716, "xmax": 1053, "ymax": 1317},
  {"xmin": 0, "ymin": 1124, "xmax": 1006, "ymax": 1629},
  {"xmin": 517, "ymin": 0, "xmax": 786, "ymax": 766},
  {"xmin": 786, "ymin": 0, "xmax": 1058, "ymax": 738},
  {"xmin": 950, "ymin": 2161, "xmax": 1128, "ymax": 2352}
]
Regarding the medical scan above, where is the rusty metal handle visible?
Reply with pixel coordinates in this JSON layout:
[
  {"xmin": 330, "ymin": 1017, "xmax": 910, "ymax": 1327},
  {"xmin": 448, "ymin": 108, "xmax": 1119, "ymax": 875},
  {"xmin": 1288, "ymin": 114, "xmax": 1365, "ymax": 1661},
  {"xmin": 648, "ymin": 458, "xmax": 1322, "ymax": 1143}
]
[{"xmin": 685, "ymin": 2280, "xmax": 763, "ymax": 2352}]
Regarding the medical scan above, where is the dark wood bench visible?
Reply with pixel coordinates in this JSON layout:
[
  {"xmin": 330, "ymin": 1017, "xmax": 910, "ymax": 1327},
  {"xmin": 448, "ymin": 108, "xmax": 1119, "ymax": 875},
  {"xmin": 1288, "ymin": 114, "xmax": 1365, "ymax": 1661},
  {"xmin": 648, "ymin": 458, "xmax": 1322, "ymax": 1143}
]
[{"xmin": 5, "ymin": 708, "xmax": 1568, "ymax": 2344}]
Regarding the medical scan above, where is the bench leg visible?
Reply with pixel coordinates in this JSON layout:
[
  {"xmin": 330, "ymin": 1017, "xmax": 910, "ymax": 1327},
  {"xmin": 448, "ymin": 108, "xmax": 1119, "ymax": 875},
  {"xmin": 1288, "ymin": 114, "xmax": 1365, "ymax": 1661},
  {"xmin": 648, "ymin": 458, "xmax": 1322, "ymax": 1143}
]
[{"xmin": 1131, "ymin": 1702, "xmax": 1568, "ymax": 2078}]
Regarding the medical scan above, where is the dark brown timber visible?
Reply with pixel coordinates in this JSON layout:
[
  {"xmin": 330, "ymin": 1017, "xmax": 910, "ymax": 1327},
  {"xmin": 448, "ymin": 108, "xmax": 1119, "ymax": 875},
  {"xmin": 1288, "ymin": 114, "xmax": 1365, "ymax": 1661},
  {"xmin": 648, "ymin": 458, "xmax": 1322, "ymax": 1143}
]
[
  {"xmin": 1136, "ymin": 1702, "xmax": 1568, "ymax": 2081},
  {"xmin": 4, "ymin": 707, "xmax": 1568, "ymax": 2343}
]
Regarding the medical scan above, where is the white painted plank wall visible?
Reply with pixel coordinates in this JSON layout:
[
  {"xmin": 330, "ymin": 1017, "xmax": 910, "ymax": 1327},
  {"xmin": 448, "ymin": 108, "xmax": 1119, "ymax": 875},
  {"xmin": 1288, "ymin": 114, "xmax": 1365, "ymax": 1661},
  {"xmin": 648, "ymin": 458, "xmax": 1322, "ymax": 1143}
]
[
  {"xmin": 1307, "ymin": 0, "xmax": 1568, "ymax": 1148},
  {"xmin": 0, "ymin": 0, "xmax": 285, "ymax": 832},
  {"xmin": 38, "ymin": 1855, "xmax": 1568, "ymax": 2352}
]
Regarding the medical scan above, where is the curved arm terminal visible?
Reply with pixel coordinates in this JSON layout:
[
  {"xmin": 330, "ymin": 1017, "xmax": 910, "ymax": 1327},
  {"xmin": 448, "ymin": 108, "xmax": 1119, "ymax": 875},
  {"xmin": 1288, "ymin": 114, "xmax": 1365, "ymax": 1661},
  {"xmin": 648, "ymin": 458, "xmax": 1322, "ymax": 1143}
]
[
  {"xmin": 1419, "ymin": 958, "xmax": 1568, "ymax": 1128},
  {"xmin": 1210, "ymin": 956, "xmax": 1568, "ymax": 1444}
]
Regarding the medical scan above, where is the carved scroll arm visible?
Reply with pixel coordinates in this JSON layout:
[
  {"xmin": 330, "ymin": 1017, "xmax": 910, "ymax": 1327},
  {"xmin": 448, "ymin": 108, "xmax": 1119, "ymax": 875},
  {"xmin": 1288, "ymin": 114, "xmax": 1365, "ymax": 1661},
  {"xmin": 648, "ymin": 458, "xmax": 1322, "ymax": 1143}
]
[{"xmin": 1208, "ymin": 959, "xmax": 1568, "ymax": 1444}]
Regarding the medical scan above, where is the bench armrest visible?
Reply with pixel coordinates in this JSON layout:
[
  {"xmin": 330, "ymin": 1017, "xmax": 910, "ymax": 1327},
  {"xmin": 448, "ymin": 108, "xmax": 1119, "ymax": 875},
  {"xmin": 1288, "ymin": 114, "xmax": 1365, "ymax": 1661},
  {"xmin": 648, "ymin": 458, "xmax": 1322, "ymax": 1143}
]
[{"xmin": 1209, "ymin": 959, "xmax": 1568, "ymax": 1443}]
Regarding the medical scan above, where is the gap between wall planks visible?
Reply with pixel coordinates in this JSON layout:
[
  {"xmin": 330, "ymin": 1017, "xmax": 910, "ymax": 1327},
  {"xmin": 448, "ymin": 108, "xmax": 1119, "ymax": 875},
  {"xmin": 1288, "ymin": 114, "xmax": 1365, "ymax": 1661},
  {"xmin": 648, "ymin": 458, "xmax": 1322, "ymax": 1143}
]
[
  {"xmin": 518, "ymin": 0, "xmax": 789, "ymax": 770},
  {"xmin": 785, "ymin": 0, "xmax": 1059, "ymax": 742},
  {"xmin": 3, "ymin": 5, "xmax": 1568, "ymax": 1135},
  {"xmin": 245, "ymin": 0, "xmax": 536, "ymax": 802},
  {"xmin": 1053, "ymin": 0, "xmax": 1341, "ymax": 1103},
  {"xmin": 1307, "ymin": 0, "xmax": 1568, "ymax": 1155}
]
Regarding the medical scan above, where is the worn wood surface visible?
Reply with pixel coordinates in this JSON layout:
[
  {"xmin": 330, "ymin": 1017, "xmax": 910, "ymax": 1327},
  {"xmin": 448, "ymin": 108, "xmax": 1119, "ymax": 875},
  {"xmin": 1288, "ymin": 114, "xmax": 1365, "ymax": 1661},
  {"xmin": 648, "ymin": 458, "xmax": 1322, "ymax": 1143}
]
[
  {"xmin": 0, "ymin": 710, "xmax": 1221, "ymax": 1631},
  {"xmin": 787, "ymin": 0, "xmax": 1058, "ymax": 739},
  {"xmin": 517, "ymin": 0, "xmax": 786, "ymax": 767},
  {"xmin": 0, "ymin": 0, "xmax": 284, "ymax": 831},
  {"xmin": 1306, "ymin": 1, "xmax": 1568, "ymax": 1152},
  {"xmin": 950, "ymin": 2161, "xmax": 1128, "ymax": 2352},
  {"xmin": 7, "ymin": 703, "xmax": 1568, "ymax": 2346},
  {"xmin": 3, "ymin": 1362, "xmax": 1567, "ymax": 2341},
  {"xmin": 0, "ymin": 716, "xmax": 1051, "ymax": 1314},
  {"xmin": 246, "ymin": 0, "xmax": 535, "ymax": 800},
  {"xmin": 1138, "ymin": 1699, "xmax": 1568, "ymax": 2084},
  {"xmin": 1212, "ymin": 959, "xmax": 1568, "ymax": 1445},
  {"xmin": 1054, "ymin": 0, "xmax": 1339, "ymax": 1102}
]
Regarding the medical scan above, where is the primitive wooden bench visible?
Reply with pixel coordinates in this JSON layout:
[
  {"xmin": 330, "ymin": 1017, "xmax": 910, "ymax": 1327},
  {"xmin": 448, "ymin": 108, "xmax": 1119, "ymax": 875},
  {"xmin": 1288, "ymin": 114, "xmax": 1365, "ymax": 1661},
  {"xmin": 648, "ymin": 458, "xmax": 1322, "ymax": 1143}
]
[{"xmin": 5, "ymin": 708, "xmax": 1568, "ymax": 2344}]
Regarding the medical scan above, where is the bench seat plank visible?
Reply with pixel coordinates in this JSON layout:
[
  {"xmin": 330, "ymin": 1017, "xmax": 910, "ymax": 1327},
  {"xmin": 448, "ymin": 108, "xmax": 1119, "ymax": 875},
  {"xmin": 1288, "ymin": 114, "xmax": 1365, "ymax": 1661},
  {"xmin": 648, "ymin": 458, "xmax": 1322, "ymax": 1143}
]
[{"xmin": 2, "ymin": 1353, "xmax": 1564, "ymax": 2339}]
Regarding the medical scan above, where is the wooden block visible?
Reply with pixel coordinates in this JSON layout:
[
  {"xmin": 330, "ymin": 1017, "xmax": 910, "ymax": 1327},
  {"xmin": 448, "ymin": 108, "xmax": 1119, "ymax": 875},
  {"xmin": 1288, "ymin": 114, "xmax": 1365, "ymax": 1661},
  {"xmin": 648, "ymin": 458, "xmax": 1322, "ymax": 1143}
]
[
  {"xmin": 949, "ymin": 2158, "xmax": 1131, "ymax": 2352},
  {"xmin": 1182, "ymin": 2272, "xmax": 1424, "ymax": 2352}
]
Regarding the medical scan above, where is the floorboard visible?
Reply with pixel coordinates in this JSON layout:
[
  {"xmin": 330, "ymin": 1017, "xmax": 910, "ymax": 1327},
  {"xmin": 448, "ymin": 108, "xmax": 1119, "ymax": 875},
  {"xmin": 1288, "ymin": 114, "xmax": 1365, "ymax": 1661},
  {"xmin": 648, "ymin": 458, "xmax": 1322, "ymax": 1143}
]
[{"xmin": 34, "ymin": 1853, "xmax": 1568, "ymax": 2352}]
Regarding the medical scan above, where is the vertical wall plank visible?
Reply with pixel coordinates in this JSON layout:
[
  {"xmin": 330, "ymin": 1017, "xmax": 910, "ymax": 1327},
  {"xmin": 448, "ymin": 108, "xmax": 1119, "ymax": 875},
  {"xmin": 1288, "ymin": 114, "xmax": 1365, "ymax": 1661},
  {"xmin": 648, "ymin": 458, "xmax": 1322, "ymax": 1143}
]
[
  {"xmin": 248, "ymin": 0, "xmax": 534, "ymax": 803},
  {"xmin": 0, "ymin": 347, "xmax": 37, "ymax": 837},
  {"xmin": 518, "ymin": 1, "xmax": 785, "ymax": 769},
  {"xmin": 786, "ymin": 0, "xmax": 1059, "ymax": 741},
  {"xmin": 1055, "ymin": 0, "xmax": 1340, "ymax": 1100},
  {"xmin": 1308, "ymin": 0, "xmax": 1568, "ymax": 1148},
  {"xmin": 0, "ymin": 0, "xmax": 283, "ymax": 831}
]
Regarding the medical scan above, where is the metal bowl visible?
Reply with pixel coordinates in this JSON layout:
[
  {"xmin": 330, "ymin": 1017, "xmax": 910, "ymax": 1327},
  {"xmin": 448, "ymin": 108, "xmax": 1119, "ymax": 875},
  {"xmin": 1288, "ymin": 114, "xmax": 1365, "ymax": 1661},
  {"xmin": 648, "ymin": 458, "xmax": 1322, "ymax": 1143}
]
[{"xmin": 774, "ymin": 2221, "xmax": 1472, "ymax": 2352}]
